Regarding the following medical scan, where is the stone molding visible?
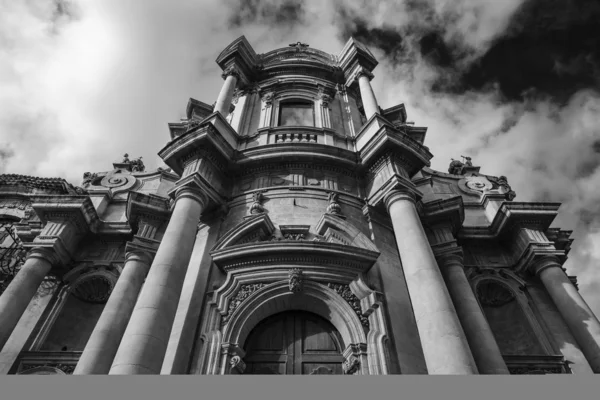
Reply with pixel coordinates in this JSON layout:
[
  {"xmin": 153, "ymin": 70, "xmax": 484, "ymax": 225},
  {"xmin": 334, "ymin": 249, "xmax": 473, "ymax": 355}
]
[
  {"xmin": 420, "ymin": 196, "xmax": 465, "ymax": 235},
  {"xmin": 194, "ymin": 270, "xmax": 391, "ymax": 375},
  {"xmin": 530, "ymin": 256, "xmax": 563, "ymax": 276},
  {"xmin": 383, "ymin": 188, "xmax": 416, "ymax": 211},
  {"xmin": 0, "ymin": 174, "xmax": 84, "ymax": 196}
]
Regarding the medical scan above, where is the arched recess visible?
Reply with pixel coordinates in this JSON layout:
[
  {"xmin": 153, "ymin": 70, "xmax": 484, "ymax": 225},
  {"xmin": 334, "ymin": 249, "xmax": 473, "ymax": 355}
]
[
  {"xmin": 471, "ymin": 274, "xmax": 553, "ymax": 356},
  {"xmin": 28, "ymin": 265, "xmax": 118, "ymax": 352},
  {"xmin": 192, "ymin": 271, "xmax": 391, "ymax": 376},
  {"xmin": 243, "ymin": 310, "xmax": 346, "ymax": 375}
]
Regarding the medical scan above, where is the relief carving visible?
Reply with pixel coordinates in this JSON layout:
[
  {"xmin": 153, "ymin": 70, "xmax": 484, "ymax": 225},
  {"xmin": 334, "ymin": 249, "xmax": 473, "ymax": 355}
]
[
  {"xmin": 327, "ymin": 283, "xmax": 369, "ymax": 329},
  {"xmin": 288, "ymin": 268, "xmax": 304, "ymax": 293},
  {"xmin": 465, "ymin": 176, "xmax": 493, "ymax": 192},
  {"xmin": 222, "ymin": 283, "xmax": 266, "ymax": 324},
  {"xmin": 230, "ymin": 355, "xmax": 246, "ymax": 374},
  {"xmin": 249, "ymin": 191, "xmax": 265, "ymax": 215},
  {"xmin": 343, "ymin": 356, "xmax": 361, "ymax": 375},
  {"xmin": 326, "ymin": 192, "xmax": 342, "ymax": 215}
]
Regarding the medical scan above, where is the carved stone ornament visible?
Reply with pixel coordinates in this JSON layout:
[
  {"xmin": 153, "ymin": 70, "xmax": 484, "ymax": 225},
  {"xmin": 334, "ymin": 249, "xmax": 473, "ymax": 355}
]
[
  {"xmin": 343, "ymin": 356, "xmax": 361, "ymax": 375},
  {"xmin": 222, "ymin": 283, "xmax": 266, "ymax": 324},
  {"xmin": 327, "ymin": 283, "xmax": 369, "ymax": 328},
  {"xmin": 261, "ymin": 91, "xmax": 274, "ymax": 105},
  {"xmin": 82, "ymin": 172, "xmax": 98, "ymax": 188},
  {"xmin": 289, "ymin": 41, "xmax": 309, "ymax": 52},
  {"xmin": 19, "ymin": 363, "xmax": 75, "ymax": 375},
  {"xmin": 318, "ymin": 92, "xmax": 332, "ymax": 106},
  {"xmin": 448, "ymin": 159, "xmax": 464, "ymax": 175},
  {"xmin": 465, "ymin": 175, "xmax": 493, "ymax": 192},
  {"xmin": 230, "ymin": 355, "xmax": 246, "ymax": 374},
  {"xmin": 288, "ymin": 268, "xmax": 304, "ymax": 293},
  {"xmin": 497, "ymin": 175, "xmax": 517, "ymax": 201},
  {"xmin": 249, "ymin": 191, "xmax": 265, "ymax": 215},
  {"xmin": 71, "ymin": 275, "xmax": 114, "ymax": 304},
  {"xmin": 326, "ymin": 192, "xmax": 342, "ymax": 215},
  {"xmin": 221, "ymin": 65, "xmax": 240, "ymax": 79},
  {"xmin": 477, "ymin": 281, "xmax": 516, "ymax": 307}
]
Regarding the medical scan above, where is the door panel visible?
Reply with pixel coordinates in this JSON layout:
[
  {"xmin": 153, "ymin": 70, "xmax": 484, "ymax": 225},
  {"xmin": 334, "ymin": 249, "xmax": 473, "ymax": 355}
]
[{"xmin": 244, "ymin": 311, "xmax": 345, "ymax": 375}]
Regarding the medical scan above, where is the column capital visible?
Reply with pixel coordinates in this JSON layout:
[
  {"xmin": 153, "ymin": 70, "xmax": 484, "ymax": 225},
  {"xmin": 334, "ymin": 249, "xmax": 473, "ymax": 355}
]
[
  {"xmin": 383, "ymin": 189, "xmax": 416, "ymax": 211},
  {"xmin": 174, "ymin": 186, "xmax": 208, "ymax": 208},
  {"xmin": 124, "ymin": 249, "xmax": 154, "ymax": 265},
  {"xmin": 26, "ymin": 246, "xmax": 60, "ymax": 266},
  {"xmin": 221, "ymin": 65, "xmax": 241, "ymax": 80},
  {"xmin": 530, "ymin": 256, "xmax": 563, "ymax": 276},
  {"xmin": 356, "ymin": 67, "xmax": 374, "ymax": 81},
  {"xmin": 435, "ymin": 249, "xmax": 464, "ymax": 269}
]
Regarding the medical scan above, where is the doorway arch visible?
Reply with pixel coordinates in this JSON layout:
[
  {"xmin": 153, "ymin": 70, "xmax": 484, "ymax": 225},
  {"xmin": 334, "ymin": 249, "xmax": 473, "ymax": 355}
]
[{"xmin": 244, "ymin": 310, "xmax": 345, "ymax": 375}]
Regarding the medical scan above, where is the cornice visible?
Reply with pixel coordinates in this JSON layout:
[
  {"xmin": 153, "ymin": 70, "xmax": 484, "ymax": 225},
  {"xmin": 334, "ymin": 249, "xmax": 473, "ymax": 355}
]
[
  {"xmin": 158, "ymin": 113, "xmax": 238, "ymax": 175},
  {"xmin": 211, "ymin": 241, "xmax": 379, "ymax": 275},
  {"xmin": 126, "ymin": 191, "xmax": 171, "ymax": 228},
  {"xmin": 0, "ymin": 174, "xmax": 84, "ymax": 196},
  {"xmin": 29, "ymin": 195, "xmax": 99, "ymax": 235},
  {"xmin": 366, "ymin": 174, "xmax": 423, "ymax": 208},
  {"xmin": 355, "ymin": 115, "xmax": 432, "ymax": 177},
  {"xmin": 167, "ymin": 173, "xmax": 223, "ymax": 211},
  {"xmin": 235, "ymin": 142, "xmax": 359, "ymax": 170},
  {"xmin": 420, "ymin": 196, "xmax": 465, "ymax": 234},
  {"xmin": 458, "ymin": 202, "xmax": 561, "ymax": 240}
]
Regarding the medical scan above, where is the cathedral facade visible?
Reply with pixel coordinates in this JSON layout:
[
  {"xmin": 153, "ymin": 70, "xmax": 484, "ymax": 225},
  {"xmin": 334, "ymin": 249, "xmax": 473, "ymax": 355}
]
[{"xmin": 1, "ymin": 37, "xmax": 600, "ymax": 375}]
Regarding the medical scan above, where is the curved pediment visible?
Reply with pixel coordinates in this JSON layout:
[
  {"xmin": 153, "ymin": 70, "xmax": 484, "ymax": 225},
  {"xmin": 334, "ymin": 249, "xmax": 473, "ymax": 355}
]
[
  {"xmin": 210, "ymin": 213, "xmax": 380, "ymax": 274},
  {"xmin": 212, "ymin": 214, "xmax": 276, "ymax": 251}
]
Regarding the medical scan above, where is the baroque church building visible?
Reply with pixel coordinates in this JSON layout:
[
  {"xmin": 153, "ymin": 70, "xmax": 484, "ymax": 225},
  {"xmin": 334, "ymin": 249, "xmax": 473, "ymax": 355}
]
[{"xmin": 1, "ymin": 36, "xmax": 600, "ymax": 375}]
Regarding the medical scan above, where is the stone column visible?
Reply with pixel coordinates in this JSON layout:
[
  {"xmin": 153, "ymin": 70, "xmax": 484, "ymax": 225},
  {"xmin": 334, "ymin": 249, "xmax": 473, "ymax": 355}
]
[
  {"xmin": 534, "ymin": 257, "xmax": 600, "ymax": 372},
  {"xmin": 384, "ymin": 190, "xmax": 478, "ymax": 374},
  {"xmin": 0, "ymin": 248, "xmax": 55, "ymax": 352},
  {"xmin": 438, "ymin": 252, "xmax": 509, "ymax": 374},
  {"xmin": 214, "ymin": 66, "xmax": 238, "ymax": 118},
  {"xmin": 74, "ymin": 251, "xmax": 153, "ymax": 375},
  {"xmin": 356, "ymin": 69, "xmax": 378, "ymax": 119},
  {"xmin": 109, "ymin": 188, "xmax": 206, "ymax": 374}
]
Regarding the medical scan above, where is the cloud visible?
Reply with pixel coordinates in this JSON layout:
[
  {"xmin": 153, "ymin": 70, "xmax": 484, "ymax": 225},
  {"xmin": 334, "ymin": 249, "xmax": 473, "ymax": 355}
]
[{"xmin": 1, "ymin": 0, "xmax": 600, "ymax": 319}]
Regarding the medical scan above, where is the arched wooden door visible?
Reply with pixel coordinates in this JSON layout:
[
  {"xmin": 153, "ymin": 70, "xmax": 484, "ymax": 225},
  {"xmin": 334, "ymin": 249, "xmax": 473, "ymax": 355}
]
[{"xmin": 243, "ymin": 311, "xmax": 345, "ymax": 375}]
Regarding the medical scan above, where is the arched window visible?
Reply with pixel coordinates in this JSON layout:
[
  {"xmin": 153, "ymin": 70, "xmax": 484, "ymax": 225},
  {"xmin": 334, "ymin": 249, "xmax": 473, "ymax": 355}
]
[
  {"xmin": 476, "ymin": 280, "xmax": 545, "ymax": 355},
  {"xmin": 278, "ymin": 100, "xmax": 315, "ymax": 127}
]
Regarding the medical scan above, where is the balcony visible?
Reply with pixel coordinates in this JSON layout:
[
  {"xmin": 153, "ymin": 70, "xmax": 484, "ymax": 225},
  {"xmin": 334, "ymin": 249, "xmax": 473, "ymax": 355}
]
[{"xmin": 240, "ymin": 126, "xmax": 353, "ymax": 151}]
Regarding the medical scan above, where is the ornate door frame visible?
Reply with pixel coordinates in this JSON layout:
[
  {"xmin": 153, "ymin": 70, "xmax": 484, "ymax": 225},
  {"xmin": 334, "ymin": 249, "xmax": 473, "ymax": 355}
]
[{"xmin": 191, "ymin": 268, "xmax": 391, "ymax": 375}]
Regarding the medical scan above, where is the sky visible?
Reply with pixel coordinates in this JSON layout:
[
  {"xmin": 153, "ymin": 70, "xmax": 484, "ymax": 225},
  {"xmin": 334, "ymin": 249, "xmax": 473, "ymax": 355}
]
[{"xmin": 1, "ymin": 0, "xmax": 600, "ymax": 318}]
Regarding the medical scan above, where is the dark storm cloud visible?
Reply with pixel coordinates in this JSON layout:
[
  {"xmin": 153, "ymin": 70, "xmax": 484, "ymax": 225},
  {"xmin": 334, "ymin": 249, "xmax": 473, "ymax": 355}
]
[
  {"xmin": 334, "ymin": 4, "xmax": 406, "ymax": 62},
  {"xmin": 456, "ymin": 0, "xmax": 600, "ymax": 103},
  {"xmin": 334, "ymin": 0, "xmax": 600, "ymax": 104},
  {"xmin": 227, "ymin": 0, "xmax": 306, "ymax": 28}
]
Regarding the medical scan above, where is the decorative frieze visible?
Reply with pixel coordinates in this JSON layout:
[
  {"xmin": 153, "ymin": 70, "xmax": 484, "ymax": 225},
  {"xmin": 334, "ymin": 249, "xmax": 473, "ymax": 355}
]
[
  {"xmin": 222, "ymin": 283, "xmax": 266, "ymax": 324},
  {"xmin": 327, "ymin": 282, "xmax": 369, "ymax": 329}
]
